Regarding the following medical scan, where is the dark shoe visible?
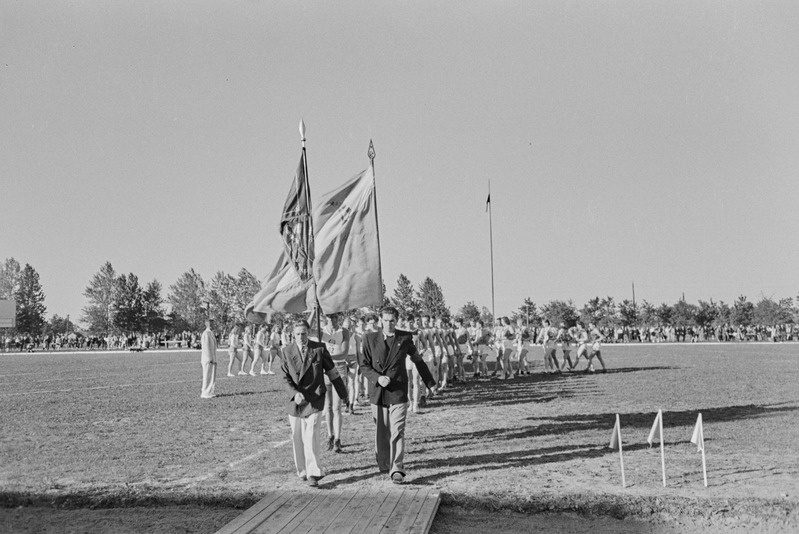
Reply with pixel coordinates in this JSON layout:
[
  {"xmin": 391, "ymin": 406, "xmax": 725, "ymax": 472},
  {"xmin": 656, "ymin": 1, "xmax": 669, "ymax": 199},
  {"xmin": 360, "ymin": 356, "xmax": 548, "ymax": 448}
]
[
  {"xmin": 308, "ymin": 476, "xmax": 320, "ymax": 487},
  {"xmin": 391, "ymin": 472, "xmax": 404, "ymax": 485},
  {"xmin": 334, "ymin": 439, "xmax": 342, "ymax": 453},
  {"xmin": 326, "ymin": 437, "xmax": 334, "ymax": 451}
]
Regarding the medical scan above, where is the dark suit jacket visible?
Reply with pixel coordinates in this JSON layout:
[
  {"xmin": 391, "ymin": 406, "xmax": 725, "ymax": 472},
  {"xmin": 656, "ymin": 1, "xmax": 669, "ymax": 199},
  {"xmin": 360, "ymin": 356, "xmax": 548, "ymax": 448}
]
[
  {"xmin": 281, "ymin": 339, "xmax": 347, "ymax": 418},
  {"xmin": 359, "ymin": 329, "xmax": 436, "ymax": 406}
]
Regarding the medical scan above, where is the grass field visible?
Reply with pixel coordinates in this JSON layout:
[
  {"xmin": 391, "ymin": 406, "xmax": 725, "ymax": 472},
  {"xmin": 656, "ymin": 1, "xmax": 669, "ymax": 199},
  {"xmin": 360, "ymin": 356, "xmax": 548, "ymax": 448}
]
[{"xmin": 1, "ymin": 343, "xmax": 798, "ymax": 532}]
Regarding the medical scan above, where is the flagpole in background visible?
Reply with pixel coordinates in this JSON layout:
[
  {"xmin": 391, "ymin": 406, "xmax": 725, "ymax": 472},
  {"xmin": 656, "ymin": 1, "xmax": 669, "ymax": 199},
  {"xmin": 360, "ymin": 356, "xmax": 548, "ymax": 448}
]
[
  {"xmin": 369, "ymin": 140, "xmax": 384, "ymax": 303},
  {"xmin": 487, "ymin": 180, "xmax": 495, "ymax": 323}
]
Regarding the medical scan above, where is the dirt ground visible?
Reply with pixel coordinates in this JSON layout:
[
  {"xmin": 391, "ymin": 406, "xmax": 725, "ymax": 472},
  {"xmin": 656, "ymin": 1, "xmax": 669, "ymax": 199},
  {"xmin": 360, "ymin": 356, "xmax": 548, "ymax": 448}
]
[{"xmin": 1, "ymin": 344, "xmax": 797, "ymax": 532}]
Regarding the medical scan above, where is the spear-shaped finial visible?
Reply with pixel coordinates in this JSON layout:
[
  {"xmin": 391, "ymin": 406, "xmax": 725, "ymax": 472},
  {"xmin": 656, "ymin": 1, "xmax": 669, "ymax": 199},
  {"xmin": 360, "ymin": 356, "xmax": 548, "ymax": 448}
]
[
  {"xmin": 299, "ymin": 119, "xmax": 306, "ymax": 147},
  {"xmin": 368, "ymin": 139, "xmax": 375, "ymax": 166}
]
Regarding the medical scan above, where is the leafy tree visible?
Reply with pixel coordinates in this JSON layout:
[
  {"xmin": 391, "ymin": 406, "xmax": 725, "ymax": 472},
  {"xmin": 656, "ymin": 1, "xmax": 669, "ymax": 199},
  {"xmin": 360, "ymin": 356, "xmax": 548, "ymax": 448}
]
[
  {"xmin": 540, "ymin": 300, "xmax": 578, "ymax": 326},
  {"xmin": 82, "ymin": 262, "xmax": 118, "ymax": 335},
  {"xmin": 208, "ymin": 271, "xmax": 237, "ymax": 333},
  {"xmin": 618, "ymin": 299, "xmax": 638, "ymax": 326},
  {"xmin": 695, "ymin": 300, "xmax": 718, "ymax": 328},
  {"xmin": 479, "ymin": 306, "xmax": 494, "ymax": 325},
  {"xmin": 580, "ymin": 296, "xmax": 618, "ymax": 328},
  {"xmin": 638, "ymin": 300, "xmax": 656, "ymax": 326},
  {"xmin": 655, "ymin": 303, "xmax": 673, "ymax": 325},
  {"xmin": 15, "ymin": 264, "xmax": 47, "ymax": 336},
  {"xmin": 513, "ymin": 298, "xmax": 539, "ymax": 326},
  {"xmin": 714, "ymin": 300, "xmax": 732, "ymax": 327},
  {"xmin": 45, "ymin": 314, "xmax": 71, "ymax": 336},
  {"xmin": 754, "ymin": 296, "xmax": 793, "ymax": 325},
  {"xmin": 416, "ymin": 277, "xmax": 450, "ymax": 318},
  {"xmin": 730, "ymin": 295, "xmax": 755, "ymax": 326},
  {"xmin": 113, "ymin": 273, "xmax": 144, "ymax": 333},
  {"xmin": 234, "ymin": 268, "xmax": 262, "ymax": 323},
  {"xmin": 0, "ymin": 258, "xmax": 22, "ymax": 299},
  {"xmin": 168, "ymin": 269, "xmax": 206, "ymax": 332},
  {"xmin": 458, "ymin": 301, "xmax": 481, "ymax": 322},
  {"xmin": 671, "ymin": 298, "xmax": 697, "ymax": 326},
  {"xmin": 142, "ymin": 280, "xmax": 167, "ymax": 332},
  {"xmin": 391, "ymin": 274, "xmax": 419, "ymax": 316}
]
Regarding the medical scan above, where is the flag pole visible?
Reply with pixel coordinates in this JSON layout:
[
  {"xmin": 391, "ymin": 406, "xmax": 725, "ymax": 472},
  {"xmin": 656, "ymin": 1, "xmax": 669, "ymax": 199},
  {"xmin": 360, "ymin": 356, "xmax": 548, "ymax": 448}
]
[
  {"xmin": 369, "ymin": 140, "xmax": 384, "ymax": 305},
  {"xmin": 659, "ymin": 409, "xmax": 667, "ymax": 487},
  {"xmin": 299, "ymin": 119, "xmax": 322, "ymax": 341},
  {"xmin": 487, "ymin": 180, "xmax": 495, "ymax": 323},
  {"xmin": 616, "ymin": 414, "xmax": 626, "ymax": 488},
  {"xmin": 699, "ymin": 413, "xmax": 708, "ymax": 487}
]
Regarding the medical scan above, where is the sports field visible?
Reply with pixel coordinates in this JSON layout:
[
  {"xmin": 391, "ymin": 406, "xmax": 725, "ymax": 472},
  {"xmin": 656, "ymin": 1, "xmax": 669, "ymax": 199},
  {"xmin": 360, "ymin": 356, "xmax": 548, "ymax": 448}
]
[{"xmin": 1, "ymin": 343, "xmax": 798, "ymax": 533}]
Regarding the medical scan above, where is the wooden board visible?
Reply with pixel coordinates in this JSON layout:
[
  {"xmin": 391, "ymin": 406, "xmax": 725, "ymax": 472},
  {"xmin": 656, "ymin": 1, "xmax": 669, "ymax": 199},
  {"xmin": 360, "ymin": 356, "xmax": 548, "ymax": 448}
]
[{"xmin": 215, "ymin": 488, "xmax": 440, "ymax": 534}]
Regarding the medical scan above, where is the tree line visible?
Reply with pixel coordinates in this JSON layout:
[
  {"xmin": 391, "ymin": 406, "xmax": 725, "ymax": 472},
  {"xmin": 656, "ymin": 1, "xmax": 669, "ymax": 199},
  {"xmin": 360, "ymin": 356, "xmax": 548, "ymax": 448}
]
[{"xmin": 1, "ymin": 257, "xmax": 796, "ymax": 338}]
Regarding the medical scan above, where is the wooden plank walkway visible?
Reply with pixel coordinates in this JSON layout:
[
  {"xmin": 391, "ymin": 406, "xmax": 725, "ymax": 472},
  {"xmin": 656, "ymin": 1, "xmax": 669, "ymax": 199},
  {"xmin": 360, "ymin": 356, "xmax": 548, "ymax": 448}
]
[{"xmin": 215, "ymin": 487, "xmax": 440, "ymax": 534}]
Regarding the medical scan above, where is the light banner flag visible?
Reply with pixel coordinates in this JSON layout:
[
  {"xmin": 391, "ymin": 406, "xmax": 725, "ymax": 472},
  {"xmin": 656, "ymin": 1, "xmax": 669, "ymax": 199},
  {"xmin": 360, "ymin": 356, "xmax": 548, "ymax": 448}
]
[
  {"xmin": 245, "ymin": 251, "xmax": 315, "ymax": 322},
  {"xmin": 313, "ymin": 166, "xmax": 382, "ymax": 313},
  {"xmin": 608, "ymin": 414, "xmax": 626, "ymax": 487},
  {"xmin": 280, "ymin": 152, "xmax": 315, "ymax": 283},
  {"xmin": 691, "ymin": 413, "xmax": 708, "ymax": 487}
]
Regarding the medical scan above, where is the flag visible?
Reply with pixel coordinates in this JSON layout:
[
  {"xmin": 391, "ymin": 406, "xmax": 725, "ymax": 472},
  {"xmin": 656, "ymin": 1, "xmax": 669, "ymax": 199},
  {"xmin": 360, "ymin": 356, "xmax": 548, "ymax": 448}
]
[
  {"xmin": 280, "ymin": 152, "xmax": 314, "ymax": 283},
  {"xmin": 690, "ymin": 413, "xmax": 704, "ymax": 452},
  {"xmin": 647, "ymin": 410, "xmax": 662, "ymax": 447},
  {"xmin": 485, "ymin": 192, "xmax": 491, "ymax": 212},
  {"xmin": 608, "ymin": 414, "xmax": 621, "ymax": 450},
  {"xmin": 245, "ymin": 251, "xmax": 315, "ymax": 322},
  {"xmin": 313, "ymin": 166, "xmax": 382, "ymax": 313}
]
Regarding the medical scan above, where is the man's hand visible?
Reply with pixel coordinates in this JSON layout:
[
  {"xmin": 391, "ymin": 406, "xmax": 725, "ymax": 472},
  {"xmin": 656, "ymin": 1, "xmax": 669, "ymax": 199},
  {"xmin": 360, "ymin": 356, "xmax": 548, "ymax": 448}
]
[
  {"xmin": 293, "ymin": 392, "xmax": 306, "ymax": 405},
  {"xmin": 377, "ymin": 375, "xmax": 390, "ymax": 387},
  {"xmin": 429, "ymin": 386, "xmax": 438, "ymax": 397}
]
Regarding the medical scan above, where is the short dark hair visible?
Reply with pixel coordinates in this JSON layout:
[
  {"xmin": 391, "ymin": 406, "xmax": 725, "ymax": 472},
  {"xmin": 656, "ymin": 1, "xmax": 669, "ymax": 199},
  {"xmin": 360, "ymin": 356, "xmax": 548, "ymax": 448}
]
[
  {"xmin": 406, "ymin": 313, "xmax": 415, "ymax": 321},
  {"xmin": 380, "ymin": 306, "xmax": 399, "ymax": 320}
]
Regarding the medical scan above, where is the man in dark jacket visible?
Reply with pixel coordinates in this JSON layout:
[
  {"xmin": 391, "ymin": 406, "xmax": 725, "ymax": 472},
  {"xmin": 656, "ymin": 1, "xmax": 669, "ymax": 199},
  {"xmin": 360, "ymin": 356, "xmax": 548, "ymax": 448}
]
[
  {"xmin": 359, "ymin": 306, "xmax": 437, "ymax": 484},
  {"xmin": 281, "ymin": 319, "xmax": 348, "ymax": 487}
]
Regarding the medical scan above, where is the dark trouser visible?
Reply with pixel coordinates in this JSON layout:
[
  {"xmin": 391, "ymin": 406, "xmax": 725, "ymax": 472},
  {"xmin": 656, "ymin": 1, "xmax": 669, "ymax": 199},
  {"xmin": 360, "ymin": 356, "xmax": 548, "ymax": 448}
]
[{"xmin": 371, "ymin": 402, "xmax": 408, "ymax": 476}]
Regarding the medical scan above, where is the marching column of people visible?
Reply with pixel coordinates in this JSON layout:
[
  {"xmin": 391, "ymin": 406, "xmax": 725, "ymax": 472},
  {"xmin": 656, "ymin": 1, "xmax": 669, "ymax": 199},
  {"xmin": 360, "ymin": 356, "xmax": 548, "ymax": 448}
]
[{"xmin": 199, "ymin": 308, "xmax": 617, "ymax": 486}]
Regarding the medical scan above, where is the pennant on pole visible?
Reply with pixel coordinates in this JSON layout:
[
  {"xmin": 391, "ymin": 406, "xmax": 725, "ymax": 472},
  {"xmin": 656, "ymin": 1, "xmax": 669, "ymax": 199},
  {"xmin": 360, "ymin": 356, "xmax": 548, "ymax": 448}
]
[
  {"xmin": 690, "ymin": 413, "xmax": 704, "ymax": 452},
  {"xmin": 609, "ymin": 415, "xmax": 621, "ymax": 450},
  {"xmin": 608, "ymin": 414, "xmax": 626, "ymax": 487},
  {"xmin": 313, "ymin": 166, "xmax": 383, "ymax": 313},
  {"xmin": 647, "ymin": 409, "xmax": 662, "ymax": 447},
  {"xmin": 691, "ymin": 412, "xmax": 708, "ymax": 487},
  {"xmin": 280, "ymin": 151, "xmax": 315, "ymax": 283}
]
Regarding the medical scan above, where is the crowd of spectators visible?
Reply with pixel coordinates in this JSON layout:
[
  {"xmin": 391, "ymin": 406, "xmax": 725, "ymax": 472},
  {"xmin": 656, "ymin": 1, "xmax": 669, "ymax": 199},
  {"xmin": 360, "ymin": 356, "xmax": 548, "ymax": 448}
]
[
  {"xmin": 1, "ymin": 322, "xmax": 797, "ymax": 353},
  {"xmin": 1, "ymin": 331, "xmax": 202, "ymax": 352}
]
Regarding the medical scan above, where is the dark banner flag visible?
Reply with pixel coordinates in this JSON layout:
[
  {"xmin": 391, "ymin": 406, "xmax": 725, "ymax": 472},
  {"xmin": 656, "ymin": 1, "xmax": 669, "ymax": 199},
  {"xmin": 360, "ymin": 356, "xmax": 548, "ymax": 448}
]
[{"xmin": 280, "ymin": 151, "xmax": 315, "ymax": 283}]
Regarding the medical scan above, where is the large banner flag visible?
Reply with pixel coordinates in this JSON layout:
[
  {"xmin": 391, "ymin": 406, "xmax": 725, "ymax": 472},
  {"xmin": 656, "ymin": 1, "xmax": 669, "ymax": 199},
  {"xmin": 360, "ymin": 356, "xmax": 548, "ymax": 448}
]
[
  {"xmin": 280, "ymin": 152, "xmax": 315, "ymax": 283},
  {"xmin": 245, "ymin": 151, "xmax": 316, "ymax": 321},
  {"xmin": 245, "ymin": 252, "xmax": 315, "ymax": 322},
  {"xmin": 313, "ymin": 166, "xmax": 382, "ymax": 313}
]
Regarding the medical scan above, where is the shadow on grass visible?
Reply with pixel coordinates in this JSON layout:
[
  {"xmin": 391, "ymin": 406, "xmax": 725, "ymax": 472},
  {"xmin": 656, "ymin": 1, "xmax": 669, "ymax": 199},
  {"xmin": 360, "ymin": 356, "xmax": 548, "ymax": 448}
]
[
  {"xmin": 438, "ymin": 366, "xmax": 677, "ymax": 408},
  {"xmin": 408, "ymin": 403, "xmax": 799, "ymax": 476}
]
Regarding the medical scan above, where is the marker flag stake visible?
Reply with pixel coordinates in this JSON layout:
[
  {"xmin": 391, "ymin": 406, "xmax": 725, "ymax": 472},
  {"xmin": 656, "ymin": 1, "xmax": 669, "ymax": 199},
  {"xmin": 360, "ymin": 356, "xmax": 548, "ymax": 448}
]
[{"xmin": 691, "ymin": 413, "xmax": 708, "ymax": 487}]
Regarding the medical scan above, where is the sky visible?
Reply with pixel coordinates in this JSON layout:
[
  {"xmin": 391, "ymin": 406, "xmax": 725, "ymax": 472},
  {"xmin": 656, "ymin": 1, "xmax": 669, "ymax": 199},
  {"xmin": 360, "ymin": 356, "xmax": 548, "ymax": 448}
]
[{"xmin": 2, "ymin": 1, "xmax": 798, "ymax": 323}]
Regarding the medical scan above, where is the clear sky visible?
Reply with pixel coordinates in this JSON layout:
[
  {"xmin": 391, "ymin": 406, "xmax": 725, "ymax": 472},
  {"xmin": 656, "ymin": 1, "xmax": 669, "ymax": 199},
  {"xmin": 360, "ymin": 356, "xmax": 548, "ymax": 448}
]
[{"xmin": 2, "ymin": 1, "xmax": 798, "ymax": 322}]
